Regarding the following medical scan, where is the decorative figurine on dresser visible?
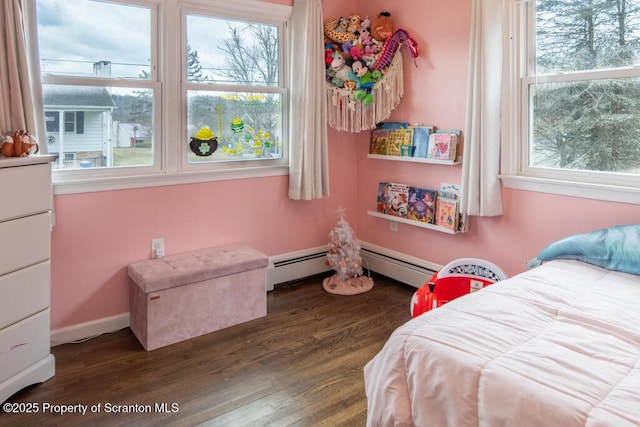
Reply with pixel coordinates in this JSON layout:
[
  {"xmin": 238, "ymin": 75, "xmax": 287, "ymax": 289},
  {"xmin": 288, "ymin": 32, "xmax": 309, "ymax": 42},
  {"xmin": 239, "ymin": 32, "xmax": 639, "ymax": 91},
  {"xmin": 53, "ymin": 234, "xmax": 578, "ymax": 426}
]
[{"xmin": 0, "ymin": 133, "xmax": 57, "ymax": 403}]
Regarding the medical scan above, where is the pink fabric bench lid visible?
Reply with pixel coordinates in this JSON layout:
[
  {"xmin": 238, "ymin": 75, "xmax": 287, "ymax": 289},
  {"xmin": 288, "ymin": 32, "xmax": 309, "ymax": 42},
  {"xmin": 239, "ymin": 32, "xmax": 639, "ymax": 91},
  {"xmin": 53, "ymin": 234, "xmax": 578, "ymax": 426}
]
[{"xmin": 128, "ymin": 243, "xmax": 268, "ymax": 293}]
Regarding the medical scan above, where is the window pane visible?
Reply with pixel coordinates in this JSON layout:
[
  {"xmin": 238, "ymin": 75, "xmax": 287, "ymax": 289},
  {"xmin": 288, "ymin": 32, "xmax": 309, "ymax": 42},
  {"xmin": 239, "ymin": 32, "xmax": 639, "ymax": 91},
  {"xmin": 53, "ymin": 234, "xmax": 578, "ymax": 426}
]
[
  {"xmin": 186, "ymin": 14, "xmax": 279, "ymax": 86},
  {"xmin": 64, "ymin": 112, "xmax": 75, "ymax": 133},
  {"xmin": 535, "ymin": 1, "xmax": 640, "ymax": 74},
  {"xmin": 36, "ymin": 0, "xmax": 151, "ymax": 79},
  {"xmin": 45, "ymin": 111, "xmax": 59, "ymax": 132},
  {"xmin": 187, "ymin": 91, "xmax": 282, "ymax": 163},
  {"xmin": 530, "ymin": 78, "xmax": 640, "ymax": 174},
  {"xmin": 44, "ymin": 85, "xmax": 154, "ymax": 169}
]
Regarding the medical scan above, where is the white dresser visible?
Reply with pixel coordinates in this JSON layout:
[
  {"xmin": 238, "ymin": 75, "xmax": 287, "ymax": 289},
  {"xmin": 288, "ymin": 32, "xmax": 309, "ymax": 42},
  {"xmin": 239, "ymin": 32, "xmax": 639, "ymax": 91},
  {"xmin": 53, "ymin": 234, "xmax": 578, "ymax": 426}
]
[{"xmin": 0, "ymin": 155, "xmax": 57, "ymax": 403}]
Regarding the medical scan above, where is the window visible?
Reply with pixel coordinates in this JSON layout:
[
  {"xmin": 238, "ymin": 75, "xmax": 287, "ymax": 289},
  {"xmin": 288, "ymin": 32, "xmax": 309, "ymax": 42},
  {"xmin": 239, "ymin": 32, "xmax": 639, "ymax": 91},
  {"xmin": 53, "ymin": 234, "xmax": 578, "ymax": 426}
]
[
  {"xmin": 502, "ymin": 0, "xmax": 640, "ymax": 203},
  {"xmin": 36, "ymin": 0, "xmax": 155, "ymax": 173},
  {"xmin": 184, "ymin": 13, "xmax": 286, "ymax": 166},
  {"xmin": 32, "ymin": 0, "xmax": 291, "ymax": 193}
]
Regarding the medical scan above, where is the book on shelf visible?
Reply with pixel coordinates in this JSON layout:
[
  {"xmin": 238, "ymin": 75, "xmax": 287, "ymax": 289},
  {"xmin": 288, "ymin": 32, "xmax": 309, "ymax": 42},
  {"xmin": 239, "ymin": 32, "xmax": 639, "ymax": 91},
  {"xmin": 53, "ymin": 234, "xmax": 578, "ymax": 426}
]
[
  {"xmin": 407, "ymin": 186, "xmax": 438, "ymax": 223},
  {"xmin": 439, "ymin": 182, "xmax": 461, "ymax": 200},
  {"xmin": 369, "ymin": 128, "xmax": 390, "ymax": 155},
  {"xmin": 427, "ymin": 131, "xmax": 459, "ymax": 161},
  {"xmin": 387, "ymin": 127, "xmax": 414, "ymax": 156},
  {"xmin": 435, "ymin": 183, "xmax": 469, "ymax": 232},
  {"xmin": 379, "ymin": 122, "xmax": 409, "ymax": 130},
  {"xmin": 435, "ymin": 195, "xmax": 459, "ymax": 230},
  {"xmin": 410, "ymin": 125, "xmax": 434, "ymax": 158},
  {"xmin": 435, "ymin": 129, "xmax": 461, "ymax": 137},
  {"xmin": 376, "ymin": 182, "xmax": 389, "ymax": 213},
  {"xmin": 384, "ymin": 182, "xmax": 410, "ymax": 217}
]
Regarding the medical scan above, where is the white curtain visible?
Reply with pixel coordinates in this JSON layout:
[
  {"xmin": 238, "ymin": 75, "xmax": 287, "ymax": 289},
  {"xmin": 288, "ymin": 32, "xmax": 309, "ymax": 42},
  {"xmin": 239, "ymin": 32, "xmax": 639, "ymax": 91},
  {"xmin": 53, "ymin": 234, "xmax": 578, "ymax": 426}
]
[
  {"xmin": 288, "ymin": 0, "xmax": 329, "ymax": 200},
  {"xmin": 461, "ymin": 0, "xmax": 504, "ymax": 216},
  {"xmin": 0, "ymin": 0, "xmax": 45, "ymax": 141}
]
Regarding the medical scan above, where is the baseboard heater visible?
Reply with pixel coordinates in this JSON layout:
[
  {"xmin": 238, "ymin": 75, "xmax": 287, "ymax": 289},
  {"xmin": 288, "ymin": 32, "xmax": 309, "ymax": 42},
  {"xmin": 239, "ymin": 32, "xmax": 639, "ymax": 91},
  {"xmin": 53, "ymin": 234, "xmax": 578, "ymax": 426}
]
[
  {"xmin": 359, "ymin": 242, "xmax": 440, "ymax": 289},
  {"xmin": 266, "ymin": 242, "xmax": 441, "ymax": 291},
  {"xmin": 266, "ymin": 246, "xmax": 332, "ymax": 291}
]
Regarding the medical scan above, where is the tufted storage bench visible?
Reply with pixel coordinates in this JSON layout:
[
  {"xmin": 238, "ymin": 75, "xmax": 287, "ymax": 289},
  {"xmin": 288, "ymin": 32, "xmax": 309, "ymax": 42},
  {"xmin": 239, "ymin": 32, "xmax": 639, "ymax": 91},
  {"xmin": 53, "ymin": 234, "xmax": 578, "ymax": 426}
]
[{"xmin": 128, "ymin": 243, "xmax": 268, "ymax": 350}]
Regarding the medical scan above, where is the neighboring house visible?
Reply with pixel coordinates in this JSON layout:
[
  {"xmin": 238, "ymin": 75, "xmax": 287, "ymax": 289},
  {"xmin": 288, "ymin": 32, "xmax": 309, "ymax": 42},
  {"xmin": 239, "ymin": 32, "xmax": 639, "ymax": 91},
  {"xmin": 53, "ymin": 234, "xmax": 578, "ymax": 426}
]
[
  {"xmin": 43, "ymin": 84, "xmax": 116, "ymax": 168},
  {"xmin": 115, "ymin": 122, "xmax": 150, "ymax": 148}
]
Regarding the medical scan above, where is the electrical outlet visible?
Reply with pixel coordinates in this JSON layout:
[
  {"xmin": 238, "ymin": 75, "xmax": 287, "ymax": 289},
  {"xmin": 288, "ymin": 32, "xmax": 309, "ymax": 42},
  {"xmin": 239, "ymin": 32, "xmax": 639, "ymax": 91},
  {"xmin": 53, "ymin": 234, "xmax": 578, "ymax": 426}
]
[
  {"xmin": 151, "ymin": 238, "xmax": 165, "ymax": 259},
  {"xmin": 389, "ymin": 221, "xmax": 398, "ymax": 232}
]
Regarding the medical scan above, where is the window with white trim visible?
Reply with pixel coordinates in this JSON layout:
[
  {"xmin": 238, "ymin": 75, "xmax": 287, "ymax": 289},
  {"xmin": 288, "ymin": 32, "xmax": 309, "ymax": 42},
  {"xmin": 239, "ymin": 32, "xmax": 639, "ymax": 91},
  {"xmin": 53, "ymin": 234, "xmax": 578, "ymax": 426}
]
[
  {"xmin": 503, "ymin": 0, "xmax": 640, "ymax": 203},
  {"xmin": 32, "ymin": 0, "xmax": 290, "ymax": 192}
]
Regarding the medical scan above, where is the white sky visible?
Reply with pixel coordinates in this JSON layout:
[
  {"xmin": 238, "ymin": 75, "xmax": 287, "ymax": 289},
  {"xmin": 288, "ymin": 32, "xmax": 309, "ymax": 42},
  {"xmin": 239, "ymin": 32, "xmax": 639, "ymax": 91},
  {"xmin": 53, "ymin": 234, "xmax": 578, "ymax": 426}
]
[{"xmin": 36, "ymin": 0, "xmax": 252, "ymax": 79}]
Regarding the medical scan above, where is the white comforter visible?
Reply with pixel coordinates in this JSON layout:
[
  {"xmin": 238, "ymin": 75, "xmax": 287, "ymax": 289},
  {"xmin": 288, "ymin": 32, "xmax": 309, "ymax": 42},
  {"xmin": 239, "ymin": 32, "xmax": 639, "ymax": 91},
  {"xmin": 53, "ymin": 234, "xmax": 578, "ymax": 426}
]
[{"xmin": 364, "ymin": 260, "xmax": 640, "ymax": 427}]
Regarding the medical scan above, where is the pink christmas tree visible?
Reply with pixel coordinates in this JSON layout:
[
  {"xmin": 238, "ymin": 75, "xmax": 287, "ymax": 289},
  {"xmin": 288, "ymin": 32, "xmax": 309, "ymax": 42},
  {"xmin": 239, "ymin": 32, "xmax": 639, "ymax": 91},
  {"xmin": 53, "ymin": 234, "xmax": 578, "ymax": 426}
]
[{"xmin": 323, "ymin": 207, "xmax": 374, "ymax": 295}]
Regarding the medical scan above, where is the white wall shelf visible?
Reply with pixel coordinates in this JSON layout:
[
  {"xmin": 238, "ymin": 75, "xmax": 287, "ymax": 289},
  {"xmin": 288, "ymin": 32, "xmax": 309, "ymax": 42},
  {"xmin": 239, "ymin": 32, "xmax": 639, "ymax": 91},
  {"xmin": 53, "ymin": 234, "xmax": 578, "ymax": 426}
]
[
  {"xmin": 367, "ymin": 210, "xmax": 461, "ymax": 234},
  {"xmin": 367, "ymin": 154, "xmax": 461, "ymax": 165}
]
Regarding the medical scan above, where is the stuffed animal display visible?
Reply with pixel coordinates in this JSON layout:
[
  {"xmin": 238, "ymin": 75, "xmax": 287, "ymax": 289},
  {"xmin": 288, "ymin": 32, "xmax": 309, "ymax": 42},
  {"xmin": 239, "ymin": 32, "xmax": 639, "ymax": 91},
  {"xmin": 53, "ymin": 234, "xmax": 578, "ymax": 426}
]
[
  {"xmin": 1, "ymin": 130, "xmax": 39, "ymax": 157},
  {"xmin": 324, "ymin": 11, "xmax": 418, "ymax": 105}
]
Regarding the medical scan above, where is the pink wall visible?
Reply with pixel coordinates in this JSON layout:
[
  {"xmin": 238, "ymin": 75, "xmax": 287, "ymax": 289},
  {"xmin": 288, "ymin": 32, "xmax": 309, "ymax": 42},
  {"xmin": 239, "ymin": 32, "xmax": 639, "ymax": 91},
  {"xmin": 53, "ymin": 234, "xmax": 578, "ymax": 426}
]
[
  {"xmin": 352, "ymin": 0, "xmax": 640, "ymax": 276},
  {"xmin": 49, "ymin": 0, "xmax": 640, "ymax": 330},
  {"xmin": 50, "ymin": 128, "xmax": 357, "ymax": 329}
]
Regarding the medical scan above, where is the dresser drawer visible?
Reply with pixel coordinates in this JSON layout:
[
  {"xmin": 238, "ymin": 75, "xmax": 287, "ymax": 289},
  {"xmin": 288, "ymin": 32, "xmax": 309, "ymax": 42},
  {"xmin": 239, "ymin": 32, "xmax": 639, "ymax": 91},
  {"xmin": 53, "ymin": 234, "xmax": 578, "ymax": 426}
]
[
  {"xmin": 0, "ymin": 213, "xmax": 51, "ymax": 276},
  {"xmin": 0, "ymin": 309, "xmax": 51, "ymax": 384},
  {"xmin": 0, "ymin": 261, "xmax": 50, "ymax": 330},
  {"xmin": 0, "ymin": 163, "xmax": 52, "ymax": 222}
]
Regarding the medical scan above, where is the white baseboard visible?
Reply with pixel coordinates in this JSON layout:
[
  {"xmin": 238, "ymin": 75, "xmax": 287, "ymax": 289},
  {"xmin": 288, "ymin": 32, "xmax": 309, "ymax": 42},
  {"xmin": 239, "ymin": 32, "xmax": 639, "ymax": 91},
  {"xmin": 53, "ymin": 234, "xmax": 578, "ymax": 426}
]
[
  {"xmin": 50, "ymin": 244, "xmax": 438, "ymax": 345},
  {"xmin": 50, "ymin": 313, "xmax": 129, "ymax": 347},
  {"xmin": 360, "ymin": 241, "xmax": 441, "ymax": 288}
]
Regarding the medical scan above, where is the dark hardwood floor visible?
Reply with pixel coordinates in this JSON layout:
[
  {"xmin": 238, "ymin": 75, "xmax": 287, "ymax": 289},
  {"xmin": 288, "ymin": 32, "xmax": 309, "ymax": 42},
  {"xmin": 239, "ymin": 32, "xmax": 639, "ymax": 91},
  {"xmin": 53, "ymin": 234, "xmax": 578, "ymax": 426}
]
[{"xmin": 2, "ymin": 273, "xmax": 415, "ymax": 427}]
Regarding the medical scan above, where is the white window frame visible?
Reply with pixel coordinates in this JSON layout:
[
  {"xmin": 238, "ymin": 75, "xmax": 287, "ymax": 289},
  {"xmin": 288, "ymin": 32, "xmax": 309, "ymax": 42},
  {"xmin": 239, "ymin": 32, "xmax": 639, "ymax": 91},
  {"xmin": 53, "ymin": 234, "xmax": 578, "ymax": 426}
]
[
  {"xmin": 29, "ymin": 0, "xmax": 292, "ymax": 195},
  {"xmin": 500, "ymin": 0, "xmax": 640, "ymax": 205},
  {"xmin": 178, "ymin": 2, "xmax": 290, "ymax": 175}
]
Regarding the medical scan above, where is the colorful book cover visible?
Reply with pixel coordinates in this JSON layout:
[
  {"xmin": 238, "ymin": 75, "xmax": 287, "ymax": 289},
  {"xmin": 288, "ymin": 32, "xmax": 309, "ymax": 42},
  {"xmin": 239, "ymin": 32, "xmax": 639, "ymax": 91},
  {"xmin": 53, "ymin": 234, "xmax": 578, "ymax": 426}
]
[
  {"xmin": 379, "ymin": 122, "xmax": 409, "ymax": 130},
  {"xmin": 370, "ymin": 128, "xmax": 390, "ymax": 155},
  {"xmin": 385, "ymin": 182, "xmax": 410, "ymax": 217},
  {"xmin": 407, "ymin": 187, "xmax": 438, "ymax": 223},
  {"xmin": 376, "ymin": 182, "xmax": 390, "ymax": 213},
  {"xmin": 427, "ymin": 133, "xmax": 457, "ymax": 160},
  {"xmin": 439, "ymin": 183, "xmax": 461, "ymax": 200},
  {"xmin": 387, "ymin": 128, "xmax": 414, "ymax": 156},
  {"xmin": 435, "ymin": 195, "xmax": 459, "ymax": 230},
  {"xmin": 410, "ymin": 125, "xmax": 434, "ymax": 158}
]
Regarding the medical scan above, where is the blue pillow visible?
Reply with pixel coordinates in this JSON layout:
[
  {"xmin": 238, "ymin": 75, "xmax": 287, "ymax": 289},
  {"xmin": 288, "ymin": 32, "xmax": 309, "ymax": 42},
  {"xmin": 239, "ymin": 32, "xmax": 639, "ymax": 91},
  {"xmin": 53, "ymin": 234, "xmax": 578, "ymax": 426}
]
[{"xmin": 529, "ymin": 225, "xmax": 640, "ymax": 276}]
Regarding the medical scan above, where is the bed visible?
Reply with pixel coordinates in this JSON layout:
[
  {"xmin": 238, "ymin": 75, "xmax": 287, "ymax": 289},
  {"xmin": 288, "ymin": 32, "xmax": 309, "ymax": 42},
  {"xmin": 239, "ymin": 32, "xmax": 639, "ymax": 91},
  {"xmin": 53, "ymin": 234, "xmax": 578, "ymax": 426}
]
[{"xmin": 364, "ymin": 225, "xmax": 640, "ymax": 426}]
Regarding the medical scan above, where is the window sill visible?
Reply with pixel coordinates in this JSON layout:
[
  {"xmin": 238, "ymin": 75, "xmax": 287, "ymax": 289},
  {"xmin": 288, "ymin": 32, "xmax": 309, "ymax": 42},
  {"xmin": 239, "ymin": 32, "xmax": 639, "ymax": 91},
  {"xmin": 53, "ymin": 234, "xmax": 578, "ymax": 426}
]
[
  {"xmin": 500, "ymin": 174, "xmax": 640, "ymax": 205},
  {"xmin": 53, "ymin": 165, "xmax": 289, "ymax": 195}
]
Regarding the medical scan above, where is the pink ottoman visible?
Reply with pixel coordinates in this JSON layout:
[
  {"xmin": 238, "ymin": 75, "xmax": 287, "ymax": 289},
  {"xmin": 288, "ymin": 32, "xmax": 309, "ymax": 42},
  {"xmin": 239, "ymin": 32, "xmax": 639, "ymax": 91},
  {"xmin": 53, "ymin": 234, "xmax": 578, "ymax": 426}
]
[{"xmin": 128, "ymin": 244, "xmax": 268, "ymax": 350}]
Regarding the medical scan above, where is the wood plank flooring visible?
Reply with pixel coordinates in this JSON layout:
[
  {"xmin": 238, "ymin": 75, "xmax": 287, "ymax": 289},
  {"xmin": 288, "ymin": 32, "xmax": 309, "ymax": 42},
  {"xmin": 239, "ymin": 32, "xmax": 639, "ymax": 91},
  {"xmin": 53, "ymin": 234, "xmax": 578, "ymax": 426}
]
[{"xmin": 2, "ymin": 273, "xmax": 415, "ymax": 427}]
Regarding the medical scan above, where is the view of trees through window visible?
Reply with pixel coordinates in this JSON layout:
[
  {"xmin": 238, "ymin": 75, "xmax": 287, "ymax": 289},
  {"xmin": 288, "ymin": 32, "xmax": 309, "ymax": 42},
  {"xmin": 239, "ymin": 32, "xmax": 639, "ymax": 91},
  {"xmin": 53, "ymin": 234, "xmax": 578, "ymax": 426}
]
[
  {"xmin": 186, "ymin": 17, "xmax": 282, "ymax": 163},
  {"xmin": 530, "ymin": 0, "xmax": 640, "ymax": 174}
]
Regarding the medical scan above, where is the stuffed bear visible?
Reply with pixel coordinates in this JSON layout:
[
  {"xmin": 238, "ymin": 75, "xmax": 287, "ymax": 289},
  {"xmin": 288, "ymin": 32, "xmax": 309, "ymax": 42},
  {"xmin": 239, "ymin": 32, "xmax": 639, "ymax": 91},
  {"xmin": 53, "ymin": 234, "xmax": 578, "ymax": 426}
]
[{"xmin": 371, "ymin": 11, "xmax": 393, "ymax": 42}]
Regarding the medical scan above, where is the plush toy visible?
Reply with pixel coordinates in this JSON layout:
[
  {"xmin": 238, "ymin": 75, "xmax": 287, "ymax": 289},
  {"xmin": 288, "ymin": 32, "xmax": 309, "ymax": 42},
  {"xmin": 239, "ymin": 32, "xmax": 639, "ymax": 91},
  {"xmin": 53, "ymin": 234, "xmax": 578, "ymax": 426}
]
[
  {"xmin": 359, "ymin": 15, "xmax": 371, "ymax": 33},
  {"xmin": 0, "ymin": 135, "xmax": 13, "ymax": 157},
  {"xmin": 347, "ymin": 14, "xmax": 360, "ymax": 33},
  {"xmin": 324, "ymin": 17, "xmax": 358, "ymax": 44},
  {"xmin": 335, "ymin": 17, "xmax": 348, "ymax": 32},
  {"xmin": 371, "ymin": 11, "xmax": 393, "ymax": 41},
  {"xmin": 329, "ymin": 51, "xmax": 346, "ymax": 72},
  {"xmin": 0, "ymin": 130, "xmax": 39, "ymax": 157},
  {"xmin": 352, "ymin": 61, "xmax": 375, "ymax": 105},
  {"xmin": 359, "ymin": 27, "xmax": 376, "ymax": 54}
]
